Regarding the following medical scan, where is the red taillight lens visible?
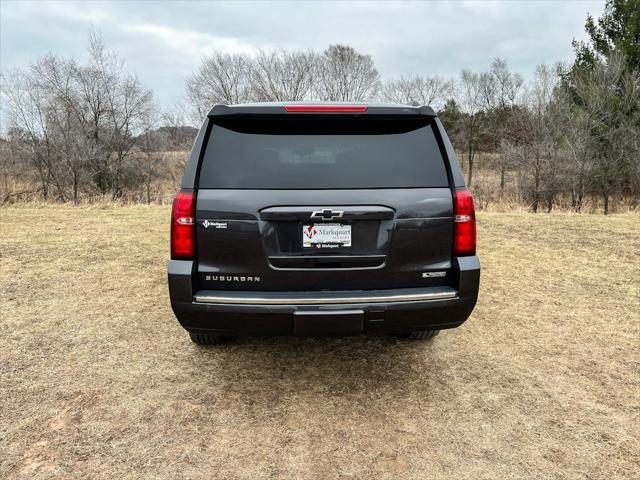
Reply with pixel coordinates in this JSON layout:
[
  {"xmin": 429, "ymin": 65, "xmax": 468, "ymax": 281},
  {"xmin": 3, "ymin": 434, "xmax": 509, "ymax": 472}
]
[
  {"xmin": 171, "ymin": 191, "xmax": 195, "ymax": 259},
  {"xmin": 453, "ymin": 188, "xmax": 476, "ymax": 256},
  {"xmin": 284, "ymin": 105, "xmax": 368, "ymax": 113}
]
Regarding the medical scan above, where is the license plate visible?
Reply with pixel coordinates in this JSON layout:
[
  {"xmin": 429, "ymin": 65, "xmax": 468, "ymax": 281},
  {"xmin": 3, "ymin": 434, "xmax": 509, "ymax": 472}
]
[{"xmin": 302, "ymin": 223, "xmax": 351, "ymax": 248}]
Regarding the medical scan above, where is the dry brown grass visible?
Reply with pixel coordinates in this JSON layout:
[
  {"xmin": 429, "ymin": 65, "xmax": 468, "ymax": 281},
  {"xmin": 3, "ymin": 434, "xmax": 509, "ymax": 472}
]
[{"xmin": 1, "ymin": 206, "xmax": 639, "ymax": 479}]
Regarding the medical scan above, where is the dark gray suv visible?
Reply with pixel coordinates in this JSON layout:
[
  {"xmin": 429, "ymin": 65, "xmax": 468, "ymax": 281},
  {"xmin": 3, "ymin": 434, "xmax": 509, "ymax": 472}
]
[{"xmin": 168, "ymin": 103, "xmax": 480, "ymax": 345}]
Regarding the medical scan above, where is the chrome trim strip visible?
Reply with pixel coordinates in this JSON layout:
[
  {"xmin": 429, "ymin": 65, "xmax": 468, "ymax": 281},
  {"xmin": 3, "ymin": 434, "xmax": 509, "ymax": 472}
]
[
  {"xmin": 268, "ymin": 264, "xmax": 386, "ymax": 272},
  {"xmin": 268, "ymin": 254, "xmax": 387, "ymax": 272},
  {"xmin": 193, "ymin": 289, "xmax": 457, "ymax": 305},
  {"xmin": 294, "ymin": 309, "xmax": 364, "ymax": 316}
]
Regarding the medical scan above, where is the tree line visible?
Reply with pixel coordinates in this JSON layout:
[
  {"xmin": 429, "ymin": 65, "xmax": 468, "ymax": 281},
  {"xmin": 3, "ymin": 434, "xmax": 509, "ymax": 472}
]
[
  {"xmin": 1, "ymin": 32, "xmax": 197, "ymax": 204},
  {"xmin": 1, "ymin": 0, "xmax": 638, "ymax": 212}
]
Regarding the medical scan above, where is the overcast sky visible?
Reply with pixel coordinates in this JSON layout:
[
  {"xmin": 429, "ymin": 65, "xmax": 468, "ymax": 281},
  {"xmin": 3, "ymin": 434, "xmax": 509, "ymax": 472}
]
[{"xmin": 1, "ymin": 0, "xmax": 604, "ymax": 110}]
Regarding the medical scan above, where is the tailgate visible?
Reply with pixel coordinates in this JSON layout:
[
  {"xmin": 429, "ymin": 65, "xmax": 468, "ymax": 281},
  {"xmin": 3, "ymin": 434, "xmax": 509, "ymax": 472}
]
[{"xmin": 195, "ymin": 188, "xmax": 453, "ymax": 291}]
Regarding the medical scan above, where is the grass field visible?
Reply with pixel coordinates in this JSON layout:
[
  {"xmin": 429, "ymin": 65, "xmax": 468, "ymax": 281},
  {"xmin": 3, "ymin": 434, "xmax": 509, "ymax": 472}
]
[{"xmin": 1, "ymin": 206, "xmax": 638, "ymax": 479}]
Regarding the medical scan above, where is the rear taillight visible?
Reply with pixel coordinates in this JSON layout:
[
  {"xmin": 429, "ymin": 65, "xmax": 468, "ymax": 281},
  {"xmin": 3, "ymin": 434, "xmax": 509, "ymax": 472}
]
[
  {"xmin": 453, "ymin": 188, "xmax": 476, "ymax": 256},
  {"xmin": 171, "ymin": 191, "xmax": 195, "ymax": 260}
]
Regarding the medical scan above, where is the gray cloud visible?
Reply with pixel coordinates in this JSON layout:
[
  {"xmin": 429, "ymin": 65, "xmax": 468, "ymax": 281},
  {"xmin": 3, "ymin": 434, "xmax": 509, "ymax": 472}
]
[{"xmin": 1, "ymin": 0, "xmax": 604, "ymax": 109}]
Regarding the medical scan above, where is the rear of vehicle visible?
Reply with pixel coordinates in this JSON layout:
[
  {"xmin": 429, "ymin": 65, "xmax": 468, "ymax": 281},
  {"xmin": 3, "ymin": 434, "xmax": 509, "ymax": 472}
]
[{"xmin": 168, "ymin": 103, "xmax": 480, "ymax": 344}]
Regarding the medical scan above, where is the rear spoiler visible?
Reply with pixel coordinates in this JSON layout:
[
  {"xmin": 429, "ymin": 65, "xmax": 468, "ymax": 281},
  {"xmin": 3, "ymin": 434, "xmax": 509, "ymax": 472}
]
[{"xmin": 208, "ymin": 103, "xmax": 436, "ymax": 119}]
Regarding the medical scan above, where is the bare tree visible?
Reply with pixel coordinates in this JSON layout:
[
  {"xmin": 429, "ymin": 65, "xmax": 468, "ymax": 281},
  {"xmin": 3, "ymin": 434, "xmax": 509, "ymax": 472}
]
[
  {"xmin": 314, "ymin": 45, "xmax": 380, "ymax": 101},
  {"xmin": 551, "ymin": 86, "xmax": 592, "ymax": 211},
  {"xmin": 570, "ymin": 53, "xmax": 640, "ymax": 213},
  {"xmin": 456, "ymin": 70, "xmax": 487, "ymax": 187},
  {"xmin": 381, "ymin": 75, "xmax": 452, "ymax": 109},
  {"xmin": 185, "ymin": 52, "xmax": 251, "ymax": 121},
  {"xmin": 1, "ymin": 31, "xmax": 155, "ymax": 204},
  {"xmin": 137, "ymin": 109, "xmax": 163, "ymax": 204},
  {"xmin": 185, "ymin": 44, "xmax": 381, "ymax": 112},
  {"xmin": 249, "ymin": 50, "xmax": 317, "ymax": 101},
  {"xmin": 30, "ymin": 54, "xmax": 91, "ymax": 204},
  {"xmin": 2, "ymin": 68, "xmax": 67, "ymax": 201},
  {"xmin": 524, "ymin": 64, "xmax": 559, "ymax": 212},
  {"xmin": 488, "ymin": 58, "xmax": 524, "ymax": 191},
  {"xmin": 490, "ymin": 58, "xmax": 524, "ymax": 108},
  {"xmin": 85, "ymin": 32, "xmax": 153, "ymax": 199},
  {"xmin": 45, "ymin": 94, "xmax": 86, "ymax": 204}
]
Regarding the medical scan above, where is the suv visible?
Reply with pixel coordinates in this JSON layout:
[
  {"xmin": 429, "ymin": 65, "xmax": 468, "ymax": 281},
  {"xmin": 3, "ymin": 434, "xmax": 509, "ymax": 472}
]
[{"xmin": 168, "ymin": 103, "xmax": 480, "ymax": 345}]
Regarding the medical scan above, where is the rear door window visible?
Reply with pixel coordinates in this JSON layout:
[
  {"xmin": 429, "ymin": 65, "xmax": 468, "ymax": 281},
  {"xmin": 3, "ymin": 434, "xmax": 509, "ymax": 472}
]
[{"xmin": 198, "ymin": 118, "xmax": 448, "ymax": 189}]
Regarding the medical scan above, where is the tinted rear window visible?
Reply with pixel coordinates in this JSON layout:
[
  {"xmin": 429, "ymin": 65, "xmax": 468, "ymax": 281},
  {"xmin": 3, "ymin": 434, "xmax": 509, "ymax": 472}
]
[{"xmin": 198, "ymin": 118, "xmax": 448, "ymax": 189}]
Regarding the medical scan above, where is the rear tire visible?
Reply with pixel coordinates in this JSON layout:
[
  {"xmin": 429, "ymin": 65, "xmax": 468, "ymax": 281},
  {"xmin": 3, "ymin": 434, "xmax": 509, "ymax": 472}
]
[
  {"xmin": 189, "ymin": 332, "xmax": 223, "ymax": 345},
  {"xmin": 405, "ymin": 329, "xmax": 440, "ymax": 340}
]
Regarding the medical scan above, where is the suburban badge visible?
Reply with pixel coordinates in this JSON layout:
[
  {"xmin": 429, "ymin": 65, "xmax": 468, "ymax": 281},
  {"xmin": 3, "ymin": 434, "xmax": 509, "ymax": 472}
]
[{"xmin": 205, "ymin": 275, "xmax": 260, "ymax": 282}]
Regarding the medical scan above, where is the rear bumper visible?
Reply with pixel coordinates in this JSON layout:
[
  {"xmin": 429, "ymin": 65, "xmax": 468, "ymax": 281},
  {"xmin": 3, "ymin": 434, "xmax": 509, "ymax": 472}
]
[{"xmin": 168, "ymin": 256, "xmax": 480, "ymax": 336}]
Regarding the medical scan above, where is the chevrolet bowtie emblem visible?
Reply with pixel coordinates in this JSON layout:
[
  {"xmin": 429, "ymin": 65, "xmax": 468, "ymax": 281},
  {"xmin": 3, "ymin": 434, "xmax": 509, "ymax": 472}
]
[{"xmin": 310, "ymin": 209, "xmax": 344, "ymax": 221}]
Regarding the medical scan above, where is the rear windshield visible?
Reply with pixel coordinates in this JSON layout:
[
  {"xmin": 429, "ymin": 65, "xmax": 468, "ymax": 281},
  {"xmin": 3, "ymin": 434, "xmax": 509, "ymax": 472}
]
[{"xmin": 198, "ymin": 118, "xmax": 449, "ymax": 189}]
